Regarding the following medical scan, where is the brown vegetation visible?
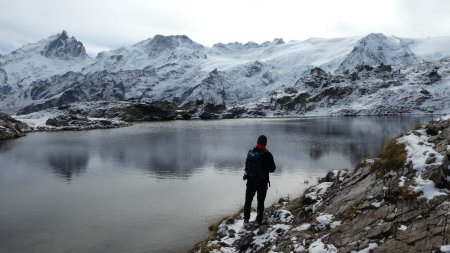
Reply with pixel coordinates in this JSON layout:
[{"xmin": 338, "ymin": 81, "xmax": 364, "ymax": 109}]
[{"xmin": 372, "ymin": 138, "xmax": 407, "ymax": 177}]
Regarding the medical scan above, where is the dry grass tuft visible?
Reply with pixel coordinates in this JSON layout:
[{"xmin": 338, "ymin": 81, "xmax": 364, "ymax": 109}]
[
  {"xmin": 372, "ymin": 138, "xmax": 406, "ymax": 176},
  {"xmin": 413, "ymin": 121, "xmax": 423, "ymax": 130}
]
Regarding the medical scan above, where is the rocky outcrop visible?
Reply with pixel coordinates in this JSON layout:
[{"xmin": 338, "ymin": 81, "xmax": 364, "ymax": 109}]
[
  {"xmin": 42, "ymin": 114, "xmax": 130, "ymax": 131},
  {"xmin": 41, "ymin": 30, "xmax": 89, "ymax": 60},
  {"xmin": 193, "ymin": 117, "xmax": 450, "ymax": 252},
  {"xmin": 268, "ymin": 61, "xmax": 449, "ymax": 116},
  {"xmin": 0, "ymin": 112, "xmax": 30, "ymax": 140},
  {"xmin": 121, "ymin": 101, "xmax": 179, "ymax": 121}
]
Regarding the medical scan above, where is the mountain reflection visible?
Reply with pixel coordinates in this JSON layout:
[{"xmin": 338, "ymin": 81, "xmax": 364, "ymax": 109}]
[
  {"xmin": 0, "ymin": 116, "xmax": 433, "ymax": 181},
  {"xmin": 47, "ymin": 148, "xmax": 88, "ymax": 181}
]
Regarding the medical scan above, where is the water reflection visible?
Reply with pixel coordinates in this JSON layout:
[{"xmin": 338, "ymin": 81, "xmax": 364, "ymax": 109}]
[
  {"xmin": 47, "ymin": 147, "xmax": 88, "ymax": 181},
  {"xmin": 0, "ymin": 116, "xmax": 432, "ymax": 181}
]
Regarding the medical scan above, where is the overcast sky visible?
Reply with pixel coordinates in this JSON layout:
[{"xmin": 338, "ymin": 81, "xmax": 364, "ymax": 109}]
[{"xmin": 1, "ymin": 0, "xmax": 449, "ymax": 56}]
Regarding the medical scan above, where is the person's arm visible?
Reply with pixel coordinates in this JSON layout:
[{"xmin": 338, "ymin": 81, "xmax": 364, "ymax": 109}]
[
  {"xmin": 243, "ymin": 151, "xmax": 249, "ymax": 180},
  {"xmin": 267, "ymin": 152, "xmax": 276, "ymax": 173}
]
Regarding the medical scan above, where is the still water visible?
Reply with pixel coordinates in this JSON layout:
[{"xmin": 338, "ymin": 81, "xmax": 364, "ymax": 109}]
[{"xmin": 0, "ymin": 116, "xmax": 432, "ymax": 253}]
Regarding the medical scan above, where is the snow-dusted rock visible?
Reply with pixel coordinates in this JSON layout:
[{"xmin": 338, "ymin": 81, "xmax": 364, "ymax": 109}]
[{"xmin": 0, "ymin": 111, "xmax": 30, "ymax": 140}]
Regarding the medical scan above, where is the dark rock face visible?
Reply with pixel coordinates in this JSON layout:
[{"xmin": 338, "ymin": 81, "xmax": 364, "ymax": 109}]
[
  {"xmin": 427, "ymin": 69, "xmax": 441, "ymax": 84},
  {"xmin": 376, "ymin": 63, "xmax": 392, "ymax": 72},
  {"xmin": 121, "ymin": 101, "xmax": 178, "ymax": 121},
  {"xmin": 297, "ymin": 67, "xmax": 334, "ymax": 88},
  {"xmin": 0, "ymin": 68, "xmax": 10, "ymax": 99},
  {"xmin": 270, "ymin": 92, "xmax": 310, "ymax": 111},
  {"xmin": 0, "ymin": 112, "xmax": 30, "ymax": 140},
  {"xmin": 425, "ymin": 118, "xmax": 450, "ymax": 189},
  {"xmin": 199, "ymin": 103, "xmax": 226, "ymax": 119},
  {"xmin": 181, "ymin": 69, "xmax": 228, "ymax": 106},
  {"xmin": 309, "ymin": 86, "xmax": 353, "ymax": 102},
  {"xmin": 245, "ymin": 61, "xmax": 263, "ymax": 77},
  {"xmin": 41, "ymin": 31, "xmax": 88, "ymax": 60}
]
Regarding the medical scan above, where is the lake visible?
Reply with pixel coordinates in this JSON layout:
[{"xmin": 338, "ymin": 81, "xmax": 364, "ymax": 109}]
[{"xmin": 0, "ymin": 116, "xmax": 432, "ymax": 253}]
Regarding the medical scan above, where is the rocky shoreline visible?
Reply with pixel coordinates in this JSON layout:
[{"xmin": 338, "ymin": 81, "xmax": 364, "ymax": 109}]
[
  {"xmin": 0, "ymin": 99, "xmax": 443, "ymax": 142},
  {"xmin": 192, "ymin": 116, "xmax": 450, "ymax": 252},
  {"xmin": 0, "ymin": 110, "xmax": 131, "ymax": 141},
  {"xmin": 0, "ymin": 112, "xmax": 32, "ymax": 140}
]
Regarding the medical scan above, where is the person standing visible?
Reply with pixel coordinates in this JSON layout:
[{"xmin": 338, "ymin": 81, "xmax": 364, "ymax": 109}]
[{"xmin": 243, "ymin": 135, "xmax": 276, "ymax": 226}]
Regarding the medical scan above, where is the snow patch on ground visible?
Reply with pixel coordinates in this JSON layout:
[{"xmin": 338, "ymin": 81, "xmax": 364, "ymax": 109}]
[
  {"xmin": 292, "ymin": 243, "xmax": 305, "ymax": 252},
  {"xmin": 308, "ymin": 238, "xmax": 338, "ymax": 253},
  {"xmin": 413, "ymin": 177, "xmax": 448, "ymax": 200},
  {"xmin": 209, "ymin": 212, "xmax": 257, "ymax": 251},
  {"xmin": 13, "ymin": 110, "xmax": 62, "ymax": 128},
  {"xmin": 293, "ymin": 223, "xmax": 311, "ymax": 232},
  {"xmin": 250, "ymin": 224, "xmax": 291, "ymax": 251},
  {"xmin": 441, "ymin": 245, "xmax": 450, "ymax": 253},
  {"xmin": 398, "ymin": 225, "xmax": 408, "ymax": 231},
  {"xmin": 330, "ymin": 221, "xmax": 342, "ymax": 229},
  {"xmin": 399, "ymin": 129, "xmax": 444, "ymax": 174},
  {"xmin": 371, "ymin": 200, "xmax": 384, "ymax": 208},
  {"xmin": 306, "ymin": 182, "xmax": 333, "ymax": 202},
  {"xmin": 398, "ymin": 176, "xmax": 407, "ymax": 187},
  {"xmin": 315, "ymin": 213, "xmax": 334, "ymax": 230},
  {"xmin": 398, "ymin": 129, "xmax": 448, "ymax": 200},
  {"xmin": 350, "ymin": 243, "xmax": 378, "ymax": 253},
  {"xmin": 268, "ymin": 209, "xmax": 293, "ymax": 224}
]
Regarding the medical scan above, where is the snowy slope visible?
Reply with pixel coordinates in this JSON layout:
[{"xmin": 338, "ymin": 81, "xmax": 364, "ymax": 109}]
[
  {"xmin": 85, "ymin": 35, "xmax": 206, "ymax": 73},
  {"xmin": 1, "ymin": 31, "xmax": 450, "ymax": 116},
  {"xmin": 407, "ymin": 36, "xmax": 450, "ymax": 61},
  {"xmin": 0, "ymin": 31, "xmax": 93, "ymax": 89},
  {"xmin": 336, "ymin": 33, "xmax": 418, "ymax": 73}
]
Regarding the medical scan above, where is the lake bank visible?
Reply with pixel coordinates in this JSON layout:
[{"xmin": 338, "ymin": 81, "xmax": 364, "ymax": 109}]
[{"xmin": 192, "ymin": 115, "xmax": 450, "ymax": 252}]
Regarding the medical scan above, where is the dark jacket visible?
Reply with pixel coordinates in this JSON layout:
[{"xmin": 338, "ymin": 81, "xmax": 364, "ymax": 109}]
[{"xmin": 245, "ymin": 147, "xmax": 276, "ymax": 186}]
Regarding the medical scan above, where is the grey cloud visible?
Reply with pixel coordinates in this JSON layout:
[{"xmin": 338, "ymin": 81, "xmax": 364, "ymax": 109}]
[{"xmin": 1, "ymin": 0, "xmax": 449, "ymax": 55}]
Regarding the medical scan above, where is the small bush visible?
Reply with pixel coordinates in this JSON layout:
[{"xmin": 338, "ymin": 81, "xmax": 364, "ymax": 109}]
[
  {"xmin": 372, "ymin": 138, "xmax": 406, "ymax": 176},
  {"xmin": 398, "ymin": 186, "xmax": 420, "ymax": 201},
  {"xmin": 413, "ymin": 121, "xmax": 422, "ymax": 130},
  {"xmin": 344, "ymin": 204, "xmax": 359, "ymax": 217}
]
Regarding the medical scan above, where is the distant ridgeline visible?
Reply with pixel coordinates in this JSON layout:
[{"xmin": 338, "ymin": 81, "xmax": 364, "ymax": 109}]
[{"xmin": 1, "ymin": 31, "xmax": 450, "ymax": 120}]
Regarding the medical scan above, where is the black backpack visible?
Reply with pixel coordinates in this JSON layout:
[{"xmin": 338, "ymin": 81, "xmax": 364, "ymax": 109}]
[{"xmin": 245, "ymin": 150, "xmax": 267, "ymax": 183}]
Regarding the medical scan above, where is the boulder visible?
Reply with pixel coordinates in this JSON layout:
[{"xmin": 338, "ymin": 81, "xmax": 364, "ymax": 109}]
[{"xmin": 0, "ymin": 112, "xmax": 30, "ymax": 140}]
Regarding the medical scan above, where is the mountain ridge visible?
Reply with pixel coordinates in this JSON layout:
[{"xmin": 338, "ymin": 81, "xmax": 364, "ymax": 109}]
[{"xmin": 1, "ymin": 31, "xmax": 450, "ymax": 116}]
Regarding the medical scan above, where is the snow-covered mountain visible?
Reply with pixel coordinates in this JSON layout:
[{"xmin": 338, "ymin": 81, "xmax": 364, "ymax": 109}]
[
  {"xmin": 336, "ymin": 33, "xmax": 418, "ymax": 73},
  {"xmin": 0, "ymin": 31, "xmax": 92, "ymax": 89},
  {"xmin": 86, "ymin": 35, "xmax": 206, "ymax": 73},
  {"xmin": 1, "ymin": 31, "xmax": 450, "ymax": 116}
]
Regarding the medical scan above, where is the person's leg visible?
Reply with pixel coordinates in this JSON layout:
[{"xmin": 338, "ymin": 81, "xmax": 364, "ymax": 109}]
[
  {"xmin": 244, "ymin": 184, "xmax": 256, "ymax": 221},
  {"xmin": 256, "ymin": 184, "xmax": 268, "ymax": 225}
]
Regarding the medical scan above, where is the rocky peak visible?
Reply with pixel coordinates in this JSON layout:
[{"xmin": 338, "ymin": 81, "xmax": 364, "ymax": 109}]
[
  {"xmin": 336, "ymin": 33, "xmax": 418, "ymax": 72},
  {"xmin": 213, "ymin": 38, "xmax": 284, "ymax": 51},
  {"xmin": 41, "ymin": 30, "xmax": 88, "ymax": 60},
  {"xmin": 272, "ymin": 38, "xmax": 285, "ymax": 45},
  {"xmin": 261, "ymin": 38, "xmax": 285, "ymax": 47},
  {"xmin": 139, "ymin": 35, "xmax": 204, "ymax": 54}
]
